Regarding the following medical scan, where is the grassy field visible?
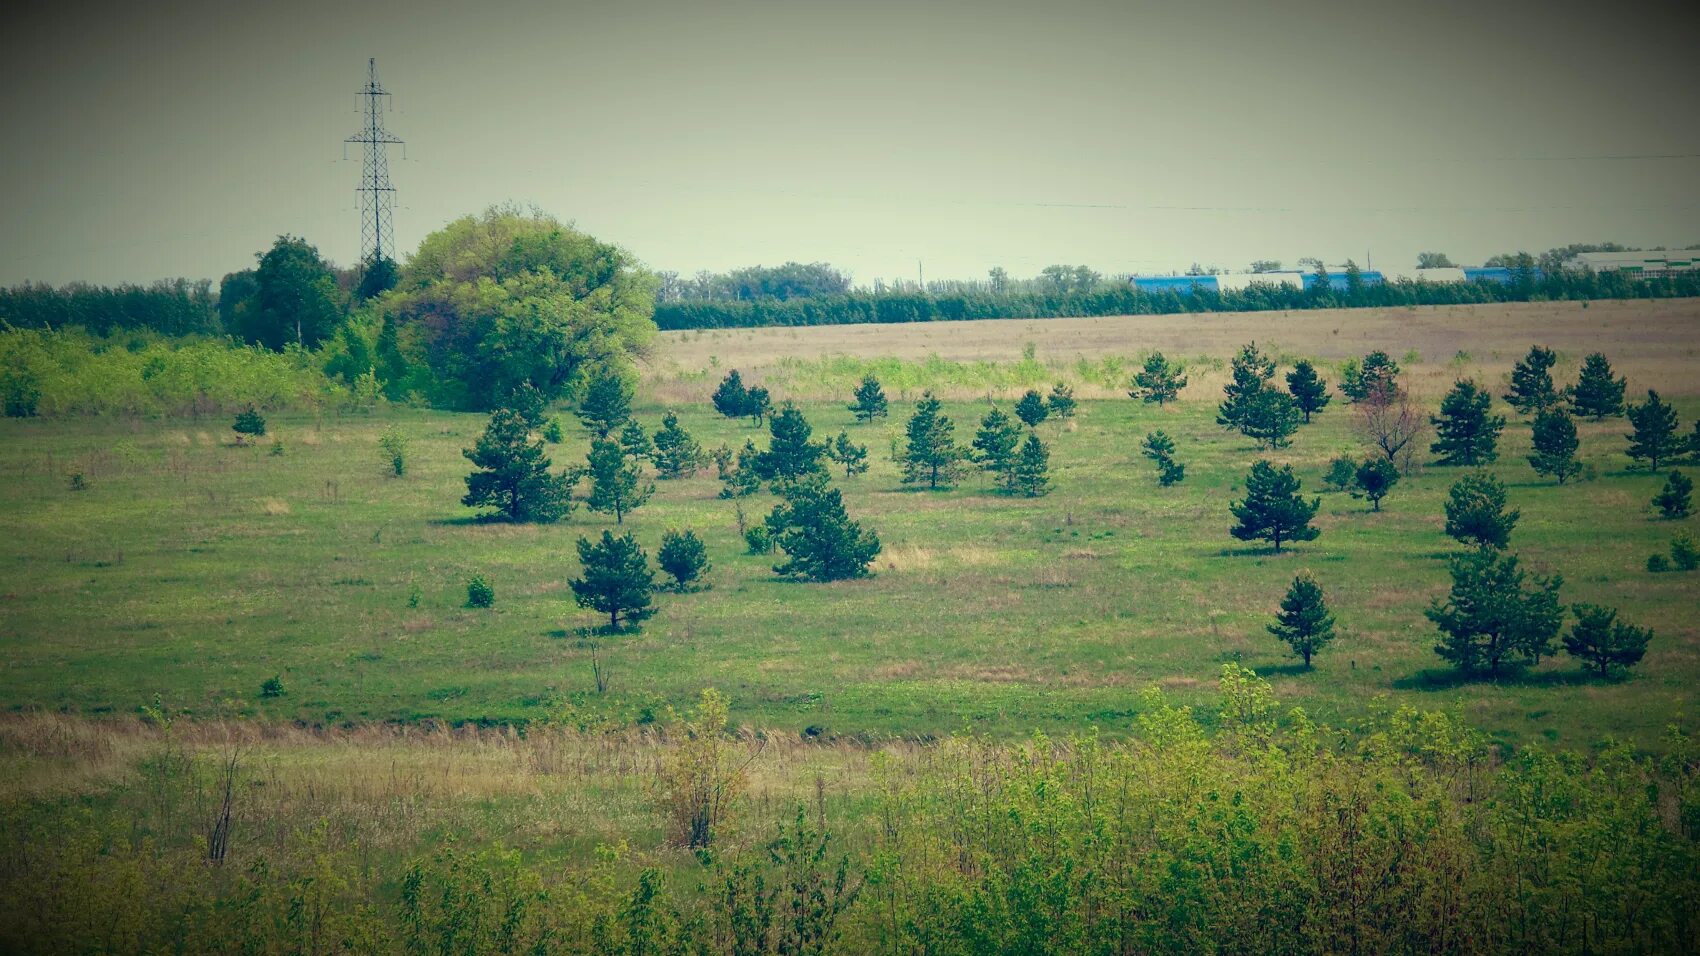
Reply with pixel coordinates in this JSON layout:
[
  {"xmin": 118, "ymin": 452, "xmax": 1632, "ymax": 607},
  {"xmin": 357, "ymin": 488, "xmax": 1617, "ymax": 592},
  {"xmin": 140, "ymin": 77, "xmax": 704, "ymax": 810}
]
[{"xmin": 3, "ymin": 299, "xmax": 1696, "ymax": 750}]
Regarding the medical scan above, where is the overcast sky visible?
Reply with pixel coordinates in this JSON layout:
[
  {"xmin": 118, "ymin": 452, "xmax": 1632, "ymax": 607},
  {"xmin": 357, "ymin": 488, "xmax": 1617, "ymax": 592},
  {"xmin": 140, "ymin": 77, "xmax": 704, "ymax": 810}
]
[{"xmin": 2, "ymin": 0, "xmax": 1697, "ymax": 287}]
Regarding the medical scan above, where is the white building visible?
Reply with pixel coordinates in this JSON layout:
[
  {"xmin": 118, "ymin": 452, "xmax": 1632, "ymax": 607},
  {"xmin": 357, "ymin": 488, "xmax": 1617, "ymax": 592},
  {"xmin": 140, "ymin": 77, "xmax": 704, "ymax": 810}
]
[{"xmin": 1571, "ymin": 251, "xmax": 1699, "ymax": 274}]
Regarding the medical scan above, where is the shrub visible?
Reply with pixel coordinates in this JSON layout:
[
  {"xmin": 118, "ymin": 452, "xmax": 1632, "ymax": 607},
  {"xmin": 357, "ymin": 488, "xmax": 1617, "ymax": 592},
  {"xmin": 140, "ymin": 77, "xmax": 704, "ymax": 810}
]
[
  {"xmin": 1672, "ymin": 532, "xmax": 1699, "ymax": 571},
  {"xmin": 1652, "ymin": 470, "xmax": 1692, "ymax": 519},
  {"xmin": 378, "ymin": 427, "xmax": 409, "ymax": 477},
  {"xmin": 744, "ymin": 525, "xmax": 773, "ymax": 555},
  {"xmin": 67, "ymin": 472, "xmax": 86, "ymax": 492},
  {"xmin": 269, "ymin": 439, "xmax": 284, "ymax": 456},
  {"xmin": 232, "ymin": 407, "xmax": 267, "ymax": 441},
  {"xmin": 260, "ymin": 675, "xmax": 285, "ymax": 698},
  {"xmin": 1647, "ymin": 553, "xmax": 1670, "ymax": 573},
  {"xmin": 465, "ymin": 575, "xmax": 495, "ymax": 608},
  {"xmin": 541, "ymin": 417, "xmax": 564, "ymax": 443}
]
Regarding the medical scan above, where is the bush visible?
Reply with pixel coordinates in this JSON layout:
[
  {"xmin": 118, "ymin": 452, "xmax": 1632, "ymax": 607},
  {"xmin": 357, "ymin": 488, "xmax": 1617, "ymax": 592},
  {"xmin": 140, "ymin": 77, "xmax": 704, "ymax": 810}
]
[
  {"xmin": 1647, "ymin": 553, "xmax": 1670, "ymax": 573},
  {"xmin": 465, "ymin": 575, "xmax": 495, "ymax": 608},
  {"xmin": 259, "ymin": 675, "xmax": 285, "ymax": 698},
  {"xmin": 1672, "ymin": 532, "xmax": 1699, "ymax": 572},
  {"xmin": 744, "ymin": 525, "xmax": 773, "ymax": 554},
  {"xmin": 378, "ymin": 427, "xmax": 409, "ymax": 477},
  {"xmin": 232, "ymin": 407, "xmax": 267, "ymax": 440}
]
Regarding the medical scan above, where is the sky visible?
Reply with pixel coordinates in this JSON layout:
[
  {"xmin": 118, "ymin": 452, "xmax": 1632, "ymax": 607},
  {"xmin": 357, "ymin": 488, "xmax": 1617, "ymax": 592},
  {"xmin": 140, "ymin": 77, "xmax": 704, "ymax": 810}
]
[{"xmin": 2, "ymin": 0, "xmax": 1697, "ymax": 287}]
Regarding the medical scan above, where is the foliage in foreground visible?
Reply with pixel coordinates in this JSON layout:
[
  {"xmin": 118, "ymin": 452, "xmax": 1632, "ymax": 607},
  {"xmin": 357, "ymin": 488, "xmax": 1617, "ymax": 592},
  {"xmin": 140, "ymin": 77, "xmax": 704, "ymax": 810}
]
[{"xmin": 4, "ymin": 676, "xmax": 1700, "ymax": 954}]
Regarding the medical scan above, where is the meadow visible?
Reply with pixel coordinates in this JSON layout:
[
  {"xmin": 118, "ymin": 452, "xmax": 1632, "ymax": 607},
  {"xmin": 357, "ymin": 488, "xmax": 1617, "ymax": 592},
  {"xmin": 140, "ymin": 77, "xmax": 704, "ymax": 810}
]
[{"xmin": 2, "ymin": 300, "xmax": 1696, "ymax": 752}]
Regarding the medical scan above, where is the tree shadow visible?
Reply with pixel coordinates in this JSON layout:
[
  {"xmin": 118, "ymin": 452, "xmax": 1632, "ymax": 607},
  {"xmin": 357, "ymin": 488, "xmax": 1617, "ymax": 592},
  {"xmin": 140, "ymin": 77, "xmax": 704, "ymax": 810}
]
[
  {"xmin": 1255, "ymin": 662, "xmax": 1317, "ymax": 677},
  {"xmin": 1392, "ymin": 667, "xmax": 1599, "ymax": 691},
  {"xmin": 428, "ymin": 514, "xmax": 491, "ymax": 527}
]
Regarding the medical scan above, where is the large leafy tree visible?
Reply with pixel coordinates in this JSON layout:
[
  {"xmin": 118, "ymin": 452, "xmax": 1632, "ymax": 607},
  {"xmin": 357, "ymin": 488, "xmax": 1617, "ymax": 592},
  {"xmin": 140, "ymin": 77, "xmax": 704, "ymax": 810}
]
[
  {"xmin": 1268, "ymin": 571, "xmax": 1336, "ymax": 667},
  {"xmin": 1130, "ymin": 352, "xmax": 1187, "ymax": 406},
  {"xmin": 1444, "ymin": 472, "xmax": 1519, "ymax": 550},
  {"xmin": 1285, "ymin": 360, "xmax": 1330, "ymax": 423},
  {"xmin": 462, "ymin": 407, "xmax": 578, "ymax": 522},
  {"xmin": 1527, "ymin": 408, "xmax": 1582, "ymax": 484},
  {"xmin": 765, "ymin": 474, "xmax": 880, "ymax": 581},
  {"xmin": 1504, "ymin": 345, "xmax": 1558, "ymax": 414},
  {"xmin": 571, "ymin": 531, "xmax": 655, "ymax": 630},
  {"xmin": 1625, "ymin": 390, "xmax": 1680, "ymax": 472},
  {"xmin": 901, "ymin": 392, "xmax": 967, "ymax": 489},
  {"xmin": 1568, "ymin": 353, "xmax": 1626, "ymax": 420},
  {"xmin": 1426, "ymin": 549, "xmax": 1563, "ymax": 677},
  {"xmin": 385, "ymin": 206, "xmax": 656, "ymax": 410},
  {"xmin": 1431, "ymin": 380, "xmax": 1505, "ymax": 466},
  {"xmin": 1229, "ymin": 461, "xmax": 1319, "ymax": 553},
  {"xmin": 236, "ymin": 235, "xmax": 345, "ymax": 351}
]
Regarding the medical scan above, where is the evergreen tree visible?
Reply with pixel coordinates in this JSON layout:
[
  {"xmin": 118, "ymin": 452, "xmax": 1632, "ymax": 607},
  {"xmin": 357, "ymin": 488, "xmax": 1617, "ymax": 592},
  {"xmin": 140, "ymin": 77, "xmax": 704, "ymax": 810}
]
[
  {"xmin": 1444, "ymin": 472, "xmax": 1519, "ymax": 550},
  {"xmin": 744, "ymin": 385, "xmax": 772, "ymax": 425},
  {"xmin": 1527, "ymin": 407, "xmax": 1582, "ymax": 484},
  {"xmin": 711, "ymin": 370, "xmax": 750, "ymax": 419},
  {"xmin": 1564, "ymin": 604, "xmax": 1652, "ymax": 677},
  {"xmin": 1141, "ymin": 430, "xmax": 1185, "ymax": 486},
  {"xmin": 1014, "ymin": 389, "xmax": 1050, "ymax": 428},
  {"xmin": 1340, "ymin": 350, "xmax": 1401, "ymax": 403},
  {"xmin": 1010, "ymin": 433, "xmax": 1051, "ymax": 498},
  {"xmin": 652, "ymin": 412, "xmax": 706, "ymax": 479},
  {"xmin": 462, "ymin": 407, "xmax": 577, "ymax": 523},
  {"xmin": 827, "ymin": 431, "xmax": 869, "ymax": 478},
  {"xmin": 232, "ymin": 407, "xmax": 267, "ymax": 442},
  {"xmin": 1426, "ymin": 549, "xmax": 1564, "ymax": 677},
  {"xmin": 1267, "ymin": 571, "xmax": 1336, "ymax": 667},
  {"xmin": 1625, "ymin": 389, "xmax": 1680, "ymax": 472},
  {"xmin": 1240, "ymin": 388, "xmax": 1301, "ymax": 450},
  {"xmin": 1504, "ymin": 345, "xmax": 1559, "ymax": 414},
  {"xmin": 577, "ymin": 371, "xmax": 632, "ymax": 438},
  {"xmin": 1653, "ymin": 470, "xmax": 1693, "ymax": 519},
  {"xmin": 618, "ymin": 419, "xmax": 654, "ymax": 463},
  {"xmin": 1130, "ymin": 352, "xmax": 1187, "ymax": 406},
  {"xmin": 753, "ymin": 405, "xmax": 827, "ymax": 486},
  {"xmin": 1229, "ymin": 461, "xmax": 1320, "ymax": 553},
  {"xmin": 1689, "ymin": 420, "xmax": 1700, "ymax": 460},
  {"xmin": 586, "ymin": 438, "xmax": 654, "ymax": 524},
  {"xmin": 1285, "ymin": 360, "xmax": 1331, "ymax": 423},
  {"xmin": 571, "ymin": 531, "xmax": 655, "ymax": 630},
  {"xmin": 848, "ymin": 374, "xmax": 888, "ymax": 422},
  {"xmin": 1352, "ymin": 457, "xmax": 1400, "ymax": 511},
  {"xmin": 1568, "ymin": 352, "xmax": 1626, "ymax": 420},
  {"xmin": 1431, "ymin": 379, "xmax": 1505, "ymax": 466},
  {"xmin": 972, "ymin": 407, "xmax": 1023, "ymax": 492},
  {"xmin": 901, "ymin": 392, "xmax": 967, "ymax": 489},
  {"xmin": 717, "ymin": 441, "xmax": 762, "ymax": 499},
  {"xmin": 657, "ymin": 529, "xmax": 711, "ymax": 592},
  {"xmin": 1323, "ymin": 457, "xmax": 1356, "ymax": 492},
  {"xmin": 765, "ymin": 474, "xmax": 880, "ymax": 581},
  {"xmin": 1217, "ymin": 342, "xmax": 1277, "ymax": 433},
  {"xmin": 1046, "ymin": 382, "xmax": 1077, "ymax": 419},
  {"xmin": 507, "ymin": 382, "xmax": 550, "ymax": 431}
]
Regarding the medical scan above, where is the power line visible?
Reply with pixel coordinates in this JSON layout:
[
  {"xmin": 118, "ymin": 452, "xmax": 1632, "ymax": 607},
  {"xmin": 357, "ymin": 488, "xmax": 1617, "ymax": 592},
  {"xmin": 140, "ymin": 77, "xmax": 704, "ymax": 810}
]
[{"xmin": 344, "ymin": 58, "xmax": 403, "ymax": 263}]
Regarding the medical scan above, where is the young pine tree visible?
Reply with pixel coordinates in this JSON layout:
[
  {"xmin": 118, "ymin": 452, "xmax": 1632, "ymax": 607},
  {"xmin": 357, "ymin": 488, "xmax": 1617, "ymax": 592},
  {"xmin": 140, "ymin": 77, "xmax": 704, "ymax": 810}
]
[
  {"xmin": 1527, "ymin": 407, "xmax": 1582, "ymax": 484},
  {"xmin": 1340, "ymin": 350, "xmax": 1401, "ymax": 403},
  {"xmin": 1229, "ymin": 461, "xmax": 1320, "ymax": 553},
  {"xmin": 585, "ymin": 438, "xmax": 654, "ymax": 524},
  {"xmin": 1267, "ymin": 571, "xmax": 1336, "ymax": 667},
  {"xmin": 827, "ymin": 431, "xmax": 869, "ymax": 478},
  {"xmin": 1010, "ymin": 432, "xmax": 1051, "ymax": 498},
  {"xmin": 507, "ymin": 381, "xmax": 550, "ymax": 431},
  {"xmin": 718, "ymin": 441, "xmax": 763, "ymax": 499},
  {"xmin": 1130, "ymin": 352, "xmax": 1187, "ymax": 406},
  {"xmin": 1444, "ymin": 472, "xmax": 1520, "ymax": 550},
  {"xmin": 1240, "ymin": 388, "xmax": 1301, "ymax": 450},
  {"xmin": 1652, "ymin": 470, "xmax": 1692, "ymax": 519},
  {"xmin": 1352, "ymin": 457, "xmax": 1400, "ymax": 511},
  {"xmin": 1142, "ymin": 430, "xmax": 1186, "ymax": 486},
  {"xmin": 577, "ymin": 371, "xmax": 632, "ymax": 438},
  {"xmin": 1563, "ymin": 604, "xmax": 1652, "ymax": 677},
  {"xmin": 1217, "ymin": 342, "xmax": 1276, "ymax": 433},
  {"xmin": 1568, "ymin": 352, "xmax": 1626, "ymax": 420},
  {"xmin": 1625, "ymin": 389, "xmax": 1680, "ymax": 472},
  {"xmin": 1504, "ymin": 345, "xmax": 1559, "ymax": 414},
  {"xmin": 744, "ymin": 386, "xmax": 772, "ymax": 425},
  {"xmin": 1046, "ymin": 382, "xmax": 1077, "ymax": 419},
  {"xmin": 754, "ymin": 405, "xmax": 827, "ymax": 486},
  {"xmin": 652, "ymin": 412, "xmax": 706, "ymax": 479},
  {"xmin": 901, "ymin": 392, "xmax": 967, "ymax": 489},
  {"xmin": 1426, "ymin": 548, "xmax": 1563, "ymax": 677},
  {"xmin": 1014, "ymin": 390, "xmax": 1049, "ymax": 428},
  {"xmin": 232, "ymin": 407, "xmax": 267, "ymax": 442},
  {"xmin": 618, "ymin": 419, "xmax": 654, "ymax": 463},
  {"xmin": 1285, "ymin": 360, "xmax": 1331, "ymax": 423},
  {"xmin": 1323, "ymin": 456, "xmax": 1356, "ymax": 492},
  {"xmin": 765, "ymin": 474, "xmax": 881, "ymax": 581},
  {"xmin": 656, "ymin": 529, "xmax": 711, "ymax": 592},
  {"xmin": 462, "ymin": 408, "xmax": 578, "ymax": 523},
  {"xmin": 1431, "ymin": 379, "xmax": 1506, "ymax": 466},
  {"xmin": 571, "ymin": 531, "xmax": 655, "ymax": 630},
  {"xmin": 711, "ymin": 370, "xmax": 750, "ymax": 419},
  {"xmin": 848, "ymin": 374, "xmax": 888, "ymax": 422},
  {"xmin": 972, "ymin": 407, "xmax": 1023, "ymax": 493}
]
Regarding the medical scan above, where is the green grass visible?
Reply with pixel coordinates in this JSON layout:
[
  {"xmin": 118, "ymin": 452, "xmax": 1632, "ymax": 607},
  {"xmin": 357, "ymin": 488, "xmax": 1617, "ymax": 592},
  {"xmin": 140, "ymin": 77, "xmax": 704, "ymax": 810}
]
[{"xmin": 2, "ymin": 397, "xmax": 1695, "ymax": 749}]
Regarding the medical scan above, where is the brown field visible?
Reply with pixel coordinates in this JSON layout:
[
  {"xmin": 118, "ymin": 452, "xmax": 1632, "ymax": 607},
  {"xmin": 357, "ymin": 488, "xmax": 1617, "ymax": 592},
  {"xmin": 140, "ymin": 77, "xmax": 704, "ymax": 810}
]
[{"xmin": 647, "ymin": 299, "xmax": 1700, "ymax": 401}]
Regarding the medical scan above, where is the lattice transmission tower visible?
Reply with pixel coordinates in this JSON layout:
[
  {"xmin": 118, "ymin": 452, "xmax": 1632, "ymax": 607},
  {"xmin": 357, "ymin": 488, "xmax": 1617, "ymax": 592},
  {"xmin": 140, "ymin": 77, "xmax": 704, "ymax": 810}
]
[{"xmin": 344, "ymin": 58, "xmax": 404, "ymax": 263}]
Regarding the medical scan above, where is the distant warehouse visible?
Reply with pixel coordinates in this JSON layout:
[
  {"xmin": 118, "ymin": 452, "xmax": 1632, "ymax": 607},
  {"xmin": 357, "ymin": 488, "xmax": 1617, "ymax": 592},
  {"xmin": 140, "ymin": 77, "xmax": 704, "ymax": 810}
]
[
  {"xmin": 1131, "ymin": 267, "xmax": 1497, "ymax": 295},
  {"xmin": 1570, "ymin": 251, "xmax": 1698, "ymax": 274}
]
